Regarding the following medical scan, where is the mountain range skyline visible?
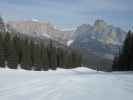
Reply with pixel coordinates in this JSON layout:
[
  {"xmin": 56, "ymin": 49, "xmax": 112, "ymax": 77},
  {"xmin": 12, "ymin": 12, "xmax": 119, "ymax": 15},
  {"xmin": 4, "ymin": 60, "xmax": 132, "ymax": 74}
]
[
  {"xmin": 6, "ymin": 18, "xmax": 127, "ymax": 31},
  {"xmin": 0, "ymin": 0, "xmax": 132, "ymax": 31}
]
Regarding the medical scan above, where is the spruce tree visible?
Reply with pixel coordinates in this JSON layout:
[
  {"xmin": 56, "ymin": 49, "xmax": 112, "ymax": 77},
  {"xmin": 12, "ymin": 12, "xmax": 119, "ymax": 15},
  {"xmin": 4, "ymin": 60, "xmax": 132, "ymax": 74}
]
[
  {"xmin": 47, "ymin": 40, "xmax": 57, "ymax": 70},
  {"xmin": 7, "ymin": 40, "xmax": 19, "ymax": 69},
  {"xmin": 21, "ymin": 39, "xmax": 32, "ymax": 70},
  {"xmin": 41, "ymin": 46, "xmax": 49, "ymax": 71},
  {"xmin": 33, "ymin": 44, "xmax": 42, "ymax": 71},
  {"xmin": 3, "ymin": 33, "xmax": 10, "ymax": 61},
  {"xmin": 0, "ymin": 33, "xmax": 5, "ymax": 67},
  {"xmin": 12, "ymin": 35, "xmax": 22, "ymax": 64},
  {"xmin": 51, "ymin": 46, "xmax": 57, "ymax": 70},
  {"xmin": 112, "ymin": 30, "xmax": 133, "ymax": 71},
  {"xmin": 56, "ymin": 48, "xmax": 64, "ymax": 68}
]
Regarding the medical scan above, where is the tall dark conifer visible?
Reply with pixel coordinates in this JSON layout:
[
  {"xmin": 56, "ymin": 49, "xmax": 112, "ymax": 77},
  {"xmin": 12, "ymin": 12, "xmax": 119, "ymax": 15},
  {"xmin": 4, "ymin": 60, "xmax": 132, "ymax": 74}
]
[
  {"xmin": 21, "ymin": 39, "xmax": 32, "ymax": 70},
  {"xmin": 112, "ymin": 30, "xmax": 133, "ymax": 71},
  {"xmin": 33, "ymin": 44, "xmax": 42, "ymax": 71},
  {"xmin": 7, "ymin": 40, "xmax": 18, "ymax": 69},
  {"xmin": 41, "ymin": 46, "xmax": 49, "ymax": 71},
  {"xmin": 0, "ymin": 33, "xmax": 5, "ymax": 67},
  {"xmin": 3, "ymin": 33, "xmax": 10, "ymax": 62}
]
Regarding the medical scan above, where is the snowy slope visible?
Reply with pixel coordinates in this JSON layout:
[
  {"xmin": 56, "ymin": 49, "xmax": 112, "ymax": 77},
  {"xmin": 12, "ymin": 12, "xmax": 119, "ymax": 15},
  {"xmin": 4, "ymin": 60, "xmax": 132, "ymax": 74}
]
[{"xmin": 0, "ymin": 67, "xmax": 133, "ymax": 100}]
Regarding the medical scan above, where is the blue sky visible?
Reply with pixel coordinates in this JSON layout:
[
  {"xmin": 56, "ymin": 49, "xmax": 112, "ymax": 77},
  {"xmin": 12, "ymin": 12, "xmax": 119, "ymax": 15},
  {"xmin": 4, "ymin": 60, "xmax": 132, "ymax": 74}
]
[{"xmin": 0, "ymin": 0, "xmax": 132, "ymax": 30}]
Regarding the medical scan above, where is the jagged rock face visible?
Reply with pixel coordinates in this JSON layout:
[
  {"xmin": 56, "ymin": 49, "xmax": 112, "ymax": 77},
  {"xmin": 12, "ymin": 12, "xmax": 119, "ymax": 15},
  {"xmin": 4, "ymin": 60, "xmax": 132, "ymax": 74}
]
[
  {"xmin": 8, "ymin": 21, "xmax": 49, "ymax": 35},
  {"xmin": 71, "ymin": 20, "xmax": 126, "ymax": 62},
  {"xmin": 74, "ymin": 20, "xmax": 126, "ymax": 45},
  {"xmin": 7, "ymin": 21, "xmax": 73, "ymax": 44}
]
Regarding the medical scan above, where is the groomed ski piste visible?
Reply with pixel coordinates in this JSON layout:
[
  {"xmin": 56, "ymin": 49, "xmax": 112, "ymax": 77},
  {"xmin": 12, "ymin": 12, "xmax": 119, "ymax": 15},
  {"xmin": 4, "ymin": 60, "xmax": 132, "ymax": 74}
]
[{"xmin": 0, "ymin": 67, "xmax": 133, "ymax": 100}]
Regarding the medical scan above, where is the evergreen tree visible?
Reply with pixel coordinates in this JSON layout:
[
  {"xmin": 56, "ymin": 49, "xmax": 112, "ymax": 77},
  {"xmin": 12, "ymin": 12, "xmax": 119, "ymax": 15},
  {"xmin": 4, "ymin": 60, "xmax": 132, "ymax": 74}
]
[
  {"xmin": 3, "ymin": 33, "xmax": 10, "ymax": 62},
  {"xmin": 41, "ymin": 46, "xmax": 49, "ymax": 71},
  {"xmin": 21, "ymin": 39, "xmax": 32, "ymax": 70},
  {"xmin": 47, "ymin": 40, "xmax": 57, "ymax": 70},
  {"xmin": 56, "ymin": 48, "xmax": 64, "ymax": 68},
  {"xmin": 30, "ymin": 40, "xmax": 35, "ymax": 67},
  {"xmin": 130, "ymin": 33, "xmax": 133, "ymax": 70},
  {"xmin": 0, "ymin": 33, "xmax": 5, "ymax": 67},
  {"xmin": 7, "ymin": 40, "xmax": 19, "ymax": 69},
  {"xmin": 112, "ymin": 30, "xmax": 133, "ymax": 71},
  {"xmin": 51, "ymin": 46, "xmax": 57, "ymax": 70},
  {"xmin": 33, "ymin": 44, "xmax": 42, "ymax": 71},
  {"xmin": 12, "ymin": 35, "xmax": 22, "ymax": 64}
]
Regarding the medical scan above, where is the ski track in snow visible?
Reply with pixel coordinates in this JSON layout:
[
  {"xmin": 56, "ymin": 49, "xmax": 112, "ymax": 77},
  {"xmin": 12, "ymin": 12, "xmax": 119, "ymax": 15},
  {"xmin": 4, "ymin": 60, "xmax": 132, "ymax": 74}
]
[{"xmin": 0, "ymin": 68, "xmax": 133, "ymax": 100}]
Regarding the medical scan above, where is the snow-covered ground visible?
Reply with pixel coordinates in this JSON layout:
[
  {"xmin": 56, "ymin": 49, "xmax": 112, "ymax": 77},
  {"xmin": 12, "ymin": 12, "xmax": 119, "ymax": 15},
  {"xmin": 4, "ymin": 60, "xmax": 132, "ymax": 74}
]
[{"xmin": 0, "ymin": 67, "xmax": 133, "ymax": 100}]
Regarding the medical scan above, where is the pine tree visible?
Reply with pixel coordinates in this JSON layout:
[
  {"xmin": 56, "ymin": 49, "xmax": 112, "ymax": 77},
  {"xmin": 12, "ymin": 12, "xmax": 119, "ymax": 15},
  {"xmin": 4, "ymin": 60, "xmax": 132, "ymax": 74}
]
[
  {"xmin": 21, "ymin": 39, "xmax": 32, "ymax": 70},
  {"xmin": 130, "ymin": 33, "xmax": 133, "ymax": 70},
  {"xmin": 7, "ymin": 40, "xmax": 19, "ymax": 69},
  {"xmin": 12, "ymin": 35, "xmax": 22, "ymax": 64},
  {"xmin": 30, "ymin": 40, "xmax": 35, "ymax": 67},
  {"xmin": 41, "ymin": 46, "xmax": 49, "ymax": 71},
  {"xmin": 3, "ymin": 33, "xmax": 10, "ymax": 61},
  {"xmin": 56, "ymin": 48, "xmax": 60, "ymax": 67},
  {"xmin": 0, "ymin": 33, "xmax": 5, "ymax": 67},
  {"xmin": 56, "ymin": 48, "xmax": 64, "ymax": 68},
  {"xmin": 112, "ymin": 30, "xmax": 133, "ymax": 71},
  {"xmin": 51, "ymin": 46, "xmax": 57, "ymax": 70},
  {"xmin": 47, "ymin": 40, "xmax": 57, "ymax": 70},
  {"xmin": 33, "ymin": 44, "xmax": 42, "ymax": 71}
]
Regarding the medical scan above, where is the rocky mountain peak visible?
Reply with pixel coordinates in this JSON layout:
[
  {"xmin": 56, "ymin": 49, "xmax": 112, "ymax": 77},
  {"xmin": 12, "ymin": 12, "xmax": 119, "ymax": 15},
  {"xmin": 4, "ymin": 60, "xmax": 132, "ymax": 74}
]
[
  {"xmin": 74, "ymin": 19, "xmax": 126, "ymax": 45},
  {"xmin": 94, "ymin": 20, "xmax": 106, "ymax": 26},
  {"xmin": 94, "ymin": 19, "xmax": 108, "ymax": 32}
]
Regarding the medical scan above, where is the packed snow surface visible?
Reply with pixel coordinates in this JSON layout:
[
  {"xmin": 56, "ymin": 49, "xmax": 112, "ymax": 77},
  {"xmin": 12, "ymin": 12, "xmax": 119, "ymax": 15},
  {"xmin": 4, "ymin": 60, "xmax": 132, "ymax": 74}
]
[{"xmin": 0, "ymin": 67, "xmax": 133, "ymax": 100}]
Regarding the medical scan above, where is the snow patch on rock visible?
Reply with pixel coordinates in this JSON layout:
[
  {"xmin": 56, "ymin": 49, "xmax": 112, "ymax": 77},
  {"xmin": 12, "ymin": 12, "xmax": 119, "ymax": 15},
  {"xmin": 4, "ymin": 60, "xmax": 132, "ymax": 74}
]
[
  {"xmin": 43, "ymin": 32, "xmax": 51, "ymax": 38},
  {"xmin": 67, "ymin": 40, "xmax": 74, "ymax": 46}
]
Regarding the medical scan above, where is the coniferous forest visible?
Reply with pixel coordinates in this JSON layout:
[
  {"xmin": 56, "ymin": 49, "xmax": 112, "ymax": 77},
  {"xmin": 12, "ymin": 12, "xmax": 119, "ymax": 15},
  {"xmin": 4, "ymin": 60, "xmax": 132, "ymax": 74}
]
[
  {"xmin": 112, "ymin": 30, "xmax": 133, "ymax": 71},
  {"xmin": 0, "ymin": 16, "xmax": 82, "ymax": 71}
]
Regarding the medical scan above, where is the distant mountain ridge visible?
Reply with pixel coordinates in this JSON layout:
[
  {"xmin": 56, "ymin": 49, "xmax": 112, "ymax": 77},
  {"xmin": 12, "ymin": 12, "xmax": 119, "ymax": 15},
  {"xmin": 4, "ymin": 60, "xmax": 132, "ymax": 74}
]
[
  {"xmin": 7, "ymin": 19, "xmax": 126, "ymax": 46},
  {"xmin": 7, "ymin": 20, "xmax": 73, "ymax": 45}
]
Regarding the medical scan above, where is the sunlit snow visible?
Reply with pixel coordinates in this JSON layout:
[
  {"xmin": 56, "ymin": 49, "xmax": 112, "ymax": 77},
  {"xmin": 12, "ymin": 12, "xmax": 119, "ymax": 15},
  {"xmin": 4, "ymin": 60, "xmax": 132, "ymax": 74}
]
[{"xmin": 0, "ymin": 67, "xmax": 133, "ymax": 100}]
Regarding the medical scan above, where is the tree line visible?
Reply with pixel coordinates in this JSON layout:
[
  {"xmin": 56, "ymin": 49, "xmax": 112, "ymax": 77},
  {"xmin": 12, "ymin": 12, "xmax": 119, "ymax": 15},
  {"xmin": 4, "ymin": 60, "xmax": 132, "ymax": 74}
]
[
  {"xmin": 0, "ymin": 16, "xmax": 82, "ymax": 71},
  {"xmin": 112, "ymin": 30, "xmax": 133, "ymax": 71}
]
